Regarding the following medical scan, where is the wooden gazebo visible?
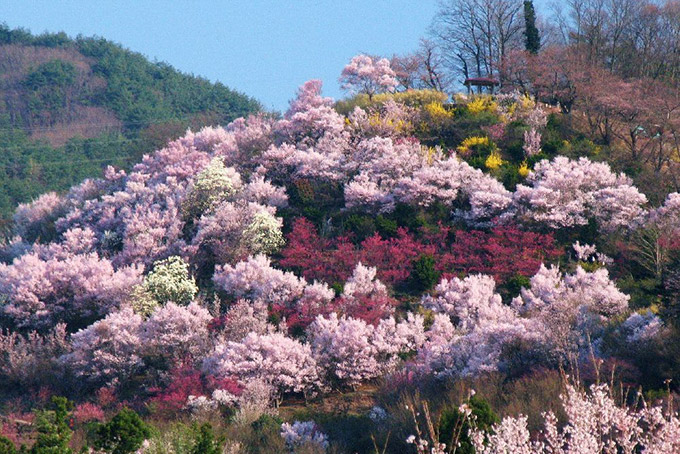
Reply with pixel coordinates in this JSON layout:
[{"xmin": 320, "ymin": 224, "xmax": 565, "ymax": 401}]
[{"xmin": 464, "ymin": 77, "xmax": 500, "ymax": 95}]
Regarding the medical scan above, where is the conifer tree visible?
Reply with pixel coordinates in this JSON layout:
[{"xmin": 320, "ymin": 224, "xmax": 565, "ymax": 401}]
[
  {"xmin": 30, "ymin": 397, "xmax": 73, "ymax": 454},
  {"xmin": 524, "ymin": 1, "xmax": 540, "ymax": 54}
]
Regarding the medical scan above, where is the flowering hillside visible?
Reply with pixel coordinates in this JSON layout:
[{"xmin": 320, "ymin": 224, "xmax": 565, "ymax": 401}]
[{"xmin": 1, "ymin": 53, "xmax": 680, "ymax": 453}]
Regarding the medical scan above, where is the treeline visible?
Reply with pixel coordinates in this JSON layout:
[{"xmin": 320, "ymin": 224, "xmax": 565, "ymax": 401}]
[
  {"xmin": 388, "ymin": 0, "xmax": 680, "ymax": 204},
  {"xmin": 0, "ymin": 24, "xmax": 260, "ymax": 223}
]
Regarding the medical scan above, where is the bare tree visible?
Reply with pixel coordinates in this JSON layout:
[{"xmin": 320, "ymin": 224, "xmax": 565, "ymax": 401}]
[
  {"xmin": 417, "ymin": 39, "xmax": 452, "ymax": 92},
  {"xmin": 390, "ymin": 53, "xmax": 421, "ymax": 91},
  {"xmin": 390, "ymin": 40, "xmax": 452, "ymax": 92},
  {"xmin": 432, "ymin": 0, "xmax": 487, "ymax": 82},
  {"xmin": 432, "ymin": 0, "xmax": 524, "ymax": 86}
]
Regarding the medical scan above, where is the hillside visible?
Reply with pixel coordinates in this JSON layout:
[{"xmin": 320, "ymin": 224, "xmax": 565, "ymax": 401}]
[
  {"xmin": 0, "ymin": 65, "xmax": 679, "ymax": 451},
  {"xmin": 0, "ymin": 24, "xmax": 260, "ymax": 224},
  {"xmin": 3, "ymin": 0, "xmax": 680, "ymax": 450}
]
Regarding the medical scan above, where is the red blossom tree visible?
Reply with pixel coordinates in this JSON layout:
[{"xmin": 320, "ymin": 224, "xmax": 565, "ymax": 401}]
[
  {"xmin": 442, "ymin": 226, "xmax": 563, "ymax": 282},
  {"xmin": 279, "ymin": 218, "xmax": 561, "ymax": 288}
]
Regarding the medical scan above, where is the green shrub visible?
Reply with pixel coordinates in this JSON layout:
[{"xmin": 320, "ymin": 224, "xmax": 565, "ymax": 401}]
[
  {"xmin": 501, "ymin": 274, "xmax": 531, "ymax": 301},
  {"xmin": 142, "ymin": 422, "xmax": 194, "ymax": 454},
  {"xmin": 343, "ymin": 214, "xmax": 376, "ymax": 240},
  {"xmin": 190, "ymin": 424, "xmax": 223, "ymax": 454},
  {"xmin": 438, "ymin": 396, "xmax": 499, "ymax": 454},
  {"xmin": 411, "ymin": 254, "xmax": 440, "ymax": 292},
  {"xmin": 235, "ymin": 414, "xmax": 286, "ymax": 454},
  {"xmin": 375, "ymin": 215, "xmax": 398, "ymax": 237},
  {"xmin": 31, "ymin": 397, "xmax": 74, "ymax": 454},
  {"xmin": 94, "ymin": 408, "xmax": 150, "ymax": 454},
  {"xmin": 0, "ymin": 436, "xmax": 16, "ymax": 454}
]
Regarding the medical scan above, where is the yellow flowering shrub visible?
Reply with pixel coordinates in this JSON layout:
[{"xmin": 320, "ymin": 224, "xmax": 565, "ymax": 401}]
[
  {"xmin": 423, "ymin": 145, "xmax": 442, "ymax": 164},
  {"xmin": 485, "ymin": 150, "xmax": 504, "ymax": 169},
  {"xmin": 520, "ymin": 94, "xmax": 535, "ymax": 110},
  {"xmin": 457, "ymin": 136, "xmax": 489, "ymax": 155},
  {"xmin": 335, "ymin": 89, "xmax": 448, "ymax": 114},
  {"xmin": 466, "ymin": 96, "xmax": 498, "ymax": 115},
  {"xmin": 672, "ymin": 148, "xmax": 680, "ymax": 163},
  {"xmin": 384, "ymin": 89, "xmax": 448, "ymax": 107},
  {"xmin": 365, "ymin": 113, "xmax": 411, "ymax": 134},
  {"xmin": 425, "ymin": 102, "xmax": 453, "ymax": 122},
  {"xmin": 518, "ymin": 161, "xmax": 530, "ymax": 177}
]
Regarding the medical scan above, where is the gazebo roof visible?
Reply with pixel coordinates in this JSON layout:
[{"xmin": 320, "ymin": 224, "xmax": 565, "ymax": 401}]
[{"xmin": 464, "ymin": 77, "xmax": 500, "ymax": 86}]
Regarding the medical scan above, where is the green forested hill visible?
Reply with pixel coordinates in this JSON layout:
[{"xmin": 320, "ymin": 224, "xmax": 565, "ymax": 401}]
[{"xmin": 0, "ymin": 24, "xmax": 261, "ymax": 224}]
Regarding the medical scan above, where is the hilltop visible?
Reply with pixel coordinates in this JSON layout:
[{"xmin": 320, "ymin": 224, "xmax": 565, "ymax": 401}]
[{"xmin": 0, "ymin": 24, "xmax": 260, "ymax": 223}]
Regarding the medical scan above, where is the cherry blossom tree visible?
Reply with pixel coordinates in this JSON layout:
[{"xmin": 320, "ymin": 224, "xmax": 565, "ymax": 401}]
[
  {"xmin": 61, "ymin": 308, "xmax": 144, "ymax": 387},
  {"xmin": 522, "ymin": 129, "xmax": 542, "ymax": 157},
  {"xmin": 213, "ymin": 254, "xmax": 306, "ymax": 306},
  {"xmin": 0, "ymin": 250, "xmax": 142, "ymax": 331},
  {"xmin": 512, "ymin": 265, "xmax": 630, "ymax": 356},
  {"xmin": 413, "ymin": 260, "xmax": 631, "ymax": 378},
  {"xmin": 0, "ymin": 323, "xmax": 69, "ymax": 388},
  {"xmin": 202, "ymin": 332, "xmax": 319, "ymax": 396},
  {"xmin": 471, "ymin": 382, "xmax": 680, "ymax": 453},
  {"xmin": 13, "ymin": 192, "xmax": 67, "ymax": 243},
  {"xmin": 275, "ymin": 80, "xmax": 345, "ymax": 144},
  {"xmin": 214, "ymin": 299, "xmax": 274, "ymax": 342},
  {"xmin": 192, "ymin": 201, "xmax": 284, "ymax": 267},
  {"xmin": 513, "ymin": 156, "xmax": 648, "ymax": 231},
  {"xmin": 422, "ymin": 275, "xmax": 513, "ymax": 332},
  {"xmin": 141, "ymin": 302, "xmax": 212, "ymax": 365},
  {"xmin": 339, "ymin": 54, "xmax": 398, "ymax": 97},
  {"xmin": 427, "ymin": 321, "xmax": 537, "ymax": 378},
  {"xmin": 308, "ymin": 313, "xmax": 425, "ymax": 389},
  {"xmin": 213, "ymin": 253, "xmax": 341, "ymax": 331},
  {"xmin": 280, "ymin": 420, "xmax": 329, "ymax": 451}
]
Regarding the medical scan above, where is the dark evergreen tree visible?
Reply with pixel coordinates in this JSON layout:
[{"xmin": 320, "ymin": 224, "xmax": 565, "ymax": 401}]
[
  {"xmin": 523, "ymin": 1, "xmax": 541, "ymax": 54},
  {"xmin": 0, "ymin": 436, "xmax": 16, "ymax": 454},
  {"xmin": 190, "ymin": 424, "xmax": 223, "ymax": 454},
  {"xmin": 93, "ymin": 408, "xmax": 150, "ymax": 454},
  {"xmin": 30, "ymin": 397, "xmax": 74, "ymax": 454},
  {"xmin": 411, "ymin": 254, "xmax": 440, "ymax": 292},
  {"xmin": 439, "ymin": 395, "xmax": 499, "ymax": 454}
]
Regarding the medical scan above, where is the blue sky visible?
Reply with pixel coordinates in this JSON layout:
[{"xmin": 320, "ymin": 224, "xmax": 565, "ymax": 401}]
[{"xmin": 4, "ymin": 0, "xmax": 550, "ymax": 112}]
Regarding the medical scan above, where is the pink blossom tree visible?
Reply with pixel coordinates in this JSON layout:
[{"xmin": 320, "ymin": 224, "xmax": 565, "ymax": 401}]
[
  {"xmin": 202, "ymin": 332, "xmax": 319, "ymax": 397},
  {"xmin": 0, "ymin": 250, "xmax": 142, "ymax": 331},
  {"xmin": 512, "ymin": 264, "xmax": 630, "ymax": 356},
  {"xmin": 61, "ymin": 308, "xmax": 144, "ymax": 387},
  {"xmin": 308, "ymin": 313, "xmax": 425, "ymax": 389},
  {"xmin": 522, "ymin": 129, "xmax": 542, "ymax": 157},
  {"xmin": 275, "ymin": 80, "xmax": 345, "ymax": 144},
  {"xmin": 513, "ymin": 156, "xmax": 647, "ymax": 231},
  {"xmin": 470, "ymin": 382, "xmax": 680, "ymax": 453},
  {"xmin": 340, "ymin": 54, "xmax": 398, "ymax": 98},
  {"xmin": 0, "ymin": 323, "xmax": 69, "ymax": 388},
  {"xmin": 141, "ymin": 302, "xmax": 213, "ymax": 365},
  {"xmin": 422, "ymin": 274, "xmax": 513, "ymax": 332},
  {"xmin": 214, "ymin": 299, "xmax": 274, "ymax": 343},
  {"xmin": 13, "ymin": 192, "xmax": 67, "ymax": 243},
  {"xmin": 192, "ymin": 202, "xmax": 284, "ymax": 266},
  {"xmin": 335, "ymin": 262, "xmax": 397, "ymax": 324},
  {"xmin": 213, "ymin": 254, "xmax": 306, "ymax": 305}
]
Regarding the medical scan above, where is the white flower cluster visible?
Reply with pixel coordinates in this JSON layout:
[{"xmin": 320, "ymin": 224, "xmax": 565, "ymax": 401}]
[{"xmin": 280, "ymin": 420, "xmax": 329, "ymax": 451}]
